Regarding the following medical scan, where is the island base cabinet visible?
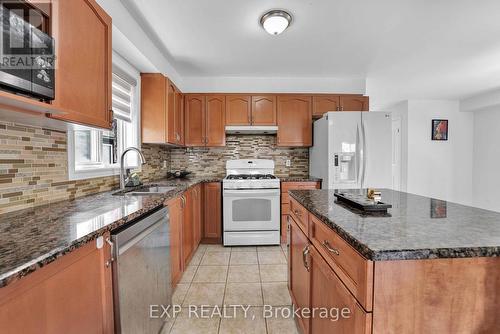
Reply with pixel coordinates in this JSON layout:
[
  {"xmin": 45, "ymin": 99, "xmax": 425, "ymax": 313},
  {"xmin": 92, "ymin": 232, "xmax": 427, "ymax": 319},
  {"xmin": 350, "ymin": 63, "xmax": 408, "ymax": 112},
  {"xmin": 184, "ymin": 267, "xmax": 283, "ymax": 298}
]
[
  {"xmin": 289, "ymin": 216, "xmax": 311, "ymax": 334},
  {"xmin": 309, "ymin": 246, "xmax": 372, "ymax": 334},
  {"xmin": 372, "ymin": 257, "xmax": 500, "ymax": 334},
  {"xmin": 0, "ymin": 235, "xmax": 114, "ymax": 333}
]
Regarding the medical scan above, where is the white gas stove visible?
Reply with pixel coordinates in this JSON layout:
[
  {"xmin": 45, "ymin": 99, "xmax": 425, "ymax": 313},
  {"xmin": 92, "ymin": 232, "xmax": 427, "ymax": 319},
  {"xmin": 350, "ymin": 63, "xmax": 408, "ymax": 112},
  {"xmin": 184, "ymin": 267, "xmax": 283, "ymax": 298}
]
[{"xmin": 223, "ymin": 159, "xmax": 281, "ymax": 246}]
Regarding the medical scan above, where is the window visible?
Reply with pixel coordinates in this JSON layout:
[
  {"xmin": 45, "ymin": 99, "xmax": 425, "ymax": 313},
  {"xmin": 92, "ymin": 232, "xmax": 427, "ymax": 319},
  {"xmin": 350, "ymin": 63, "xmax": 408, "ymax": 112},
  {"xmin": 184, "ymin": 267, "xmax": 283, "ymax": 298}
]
[{"xmin": 68, "ymin": 61, "xmax": 140, "ymax": 180}]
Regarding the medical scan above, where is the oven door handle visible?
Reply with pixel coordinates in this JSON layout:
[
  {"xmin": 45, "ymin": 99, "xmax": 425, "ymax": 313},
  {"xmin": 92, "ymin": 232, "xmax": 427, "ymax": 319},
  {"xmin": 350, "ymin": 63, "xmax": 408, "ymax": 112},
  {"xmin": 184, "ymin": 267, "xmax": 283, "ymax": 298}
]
[{"xmin": 223, "ymin": 189, "xmax": 280, "ymax": 196}]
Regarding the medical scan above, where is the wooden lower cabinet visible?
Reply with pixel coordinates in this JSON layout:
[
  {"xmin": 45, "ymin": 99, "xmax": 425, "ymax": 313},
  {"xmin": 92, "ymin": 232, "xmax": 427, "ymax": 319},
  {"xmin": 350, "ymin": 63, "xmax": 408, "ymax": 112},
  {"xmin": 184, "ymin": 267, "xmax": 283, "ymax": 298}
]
[
  {"xmin": 309, "ymin": 246, "xmax": 372, "ymax": 334},
  {"xmin": 202, "ymin": 182, "xmax": 222, "ymax": 243},
  {"xmin": 192, "ymin": 184, "xmax": 202, "ymax": 246},
  {"xmin": 167, "ymin": 196, "xmax": 184, "ymax": 286},
  {"xmin": 183, "ymin": 185, "xmax": 203, "ymax": 266},
  {"xmin": 281, "ymin": 181, "xmax": 320, "ymax": 243},
  {"xmin": 182, "ymin": 189, "xmax": 195, "ymax": 266},
  {"xmin": 289, "ymin": 216, "xmax": 311, "ymax": 334},
  {"xmin": 0, "ymin": 235, "xmax": 114, "ymax": 333}
]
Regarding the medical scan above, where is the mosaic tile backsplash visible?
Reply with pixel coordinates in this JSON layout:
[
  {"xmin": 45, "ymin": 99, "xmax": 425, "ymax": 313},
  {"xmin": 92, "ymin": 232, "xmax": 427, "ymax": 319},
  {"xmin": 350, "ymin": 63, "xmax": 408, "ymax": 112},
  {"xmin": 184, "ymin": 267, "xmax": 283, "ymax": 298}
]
[
  {"xmin": 170, "ymin": 135, "xmax": 309, "ymax": 178},
  {"xmin": 0, "ymin": 122, "xmax": 308, "ymax": 214},
  {"xmin": 0, "ymin": 121, "xmax": 170, "ymax": 214}
]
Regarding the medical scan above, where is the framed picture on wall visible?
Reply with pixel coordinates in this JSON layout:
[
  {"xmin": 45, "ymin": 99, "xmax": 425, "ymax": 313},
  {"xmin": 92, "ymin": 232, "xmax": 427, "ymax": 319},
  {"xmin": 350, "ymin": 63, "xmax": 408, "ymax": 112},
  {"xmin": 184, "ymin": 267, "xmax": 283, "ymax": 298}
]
[
  {"xmin": 431, "ymin": 119, "xmax": 448, "ymax": 140},
  {"xmin": 430, "ymin": 199, "xmax": 447, "ymax": 218}
]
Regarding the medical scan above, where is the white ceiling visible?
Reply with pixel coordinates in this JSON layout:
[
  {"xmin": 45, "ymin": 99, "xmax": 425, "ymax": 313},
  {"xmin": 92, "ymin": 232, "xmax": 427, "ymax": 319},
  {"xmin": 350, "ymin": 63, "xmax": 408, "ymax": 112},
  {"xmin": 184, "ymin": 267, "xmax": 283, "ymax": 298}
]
[{"xmin": 123, "ymin": 0, "xmax": 500, "ymax": 107}]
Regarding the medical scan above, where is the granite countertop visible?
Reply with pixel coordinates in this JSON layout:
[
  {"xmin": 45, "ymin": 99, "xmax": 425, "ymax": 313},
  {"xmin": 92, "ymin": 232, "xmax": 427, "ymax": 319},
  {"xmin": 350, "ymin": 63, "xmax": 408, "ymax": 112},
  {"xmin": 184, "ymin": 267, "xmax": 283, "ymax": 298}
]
[
  {"xmin": 0, "ymin": 176, "xmax": 223, "ymax": 288},
  {"xmin": 280, "ymin": 176, "xmax": 322, "ymax": 183},
  {"xmin": 289, "ymin": 189, "xmax": 500, "ymax": 261}
]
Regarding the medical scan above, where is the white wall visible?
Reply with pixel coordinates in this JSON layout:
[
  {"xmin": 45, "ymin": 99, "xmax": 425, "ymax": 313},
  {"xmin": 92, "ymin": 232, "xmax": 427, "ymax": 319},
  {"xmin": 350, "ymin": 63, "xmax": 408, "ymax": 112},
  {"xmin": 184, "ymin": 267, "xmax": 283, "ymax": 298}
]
[
  {"xmin": 406, "ymin": 100, "xmax": 473, "ymax": 205},
  {"xmin": 96, "ymin": 0, "xmax": 183, "ymax": 85},
  {"xmin": 471, "ymin": 107, "xmax": 500, "ymax": 212},
  {"xmin": 460, "ymin": 89, "xmax": 500, "ymax": 212},
  {"xmin": 182, "ymin": 76, "xmax": 366, "ymax": 94},
  {"xmin": 391, "ymin": 100, "xmax": 474, "ymax": 205}
]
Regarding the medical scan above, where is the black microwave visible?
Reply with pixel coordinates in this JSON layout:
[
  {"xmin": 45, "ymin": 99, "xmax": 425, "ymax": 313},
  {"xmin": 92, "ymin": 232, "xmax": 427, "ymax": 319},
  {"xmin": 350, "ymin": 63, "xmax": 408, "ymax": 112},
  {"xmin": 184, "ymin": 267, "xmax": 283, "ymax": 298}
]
[{"xmin": 0, "ymin": 1, "xmax": 54, "ymax": 100}]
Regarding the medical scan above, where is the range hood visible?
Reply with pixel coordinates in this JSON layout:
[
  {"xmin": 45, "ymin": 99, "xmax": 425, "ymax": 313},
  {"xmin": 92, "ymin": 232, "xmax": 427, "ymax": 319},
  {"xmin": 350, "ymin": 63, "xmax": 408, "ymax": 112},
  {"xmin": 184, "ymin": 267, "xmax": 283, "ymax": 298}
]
[{"xmin": 225, "ymin": 126, "xmax": 278, "ymax": 134}]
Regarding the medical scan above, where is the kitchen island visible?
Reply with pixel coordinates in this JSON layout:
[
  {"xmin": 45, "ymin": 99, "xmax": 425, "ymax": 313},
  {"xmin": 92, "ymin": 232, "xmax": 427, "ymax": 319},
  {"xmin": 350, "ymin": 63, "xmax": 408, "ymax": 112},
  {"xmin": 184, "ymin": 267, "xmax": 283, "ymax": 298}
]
[{"xmin": 287, "ymin": 189, "xmax": 500, "ymax": 334}]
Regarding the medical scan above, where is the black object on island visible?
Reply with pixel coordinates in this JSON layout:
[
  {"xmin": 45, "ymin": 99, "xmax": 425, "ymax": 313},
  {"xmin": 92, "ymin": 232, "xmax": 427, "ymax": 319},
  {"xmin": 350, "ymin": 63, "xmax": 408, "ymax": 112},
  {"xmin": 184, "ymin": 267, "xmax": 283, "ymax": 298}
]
[{"xmin": 334, "ymin": 192, "xmax": 392, "ymax": 212}]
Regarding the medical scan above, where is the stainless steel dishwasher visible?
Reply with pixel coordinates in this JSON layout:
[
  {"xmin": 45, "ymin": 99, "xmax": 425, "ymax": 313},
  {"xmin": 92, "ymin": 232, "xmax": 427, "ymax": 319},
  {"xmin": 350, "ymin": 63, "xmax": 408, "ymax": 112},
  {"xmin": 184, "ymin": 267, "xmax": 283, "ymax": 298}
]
[{"xmin": 111, "ymin": 207, "xmax": 171, "ymax": 334}]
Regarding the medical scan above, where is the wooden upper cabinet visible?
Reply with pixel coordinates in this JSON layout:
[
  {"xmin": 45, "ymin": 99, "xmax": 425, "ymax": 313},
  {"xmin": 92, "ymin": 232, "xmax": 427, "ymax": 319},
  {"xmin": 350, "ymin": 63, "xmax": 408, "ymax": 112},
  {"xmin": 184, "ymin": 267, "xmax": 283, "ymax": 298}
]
[
  {"xmin": 206, "ymin": 95, "xmax": 226, "ymax": 147},
  {"xmin": 141, "ymin": 74, "xmax": 184, "ymax": 145},
  {"xmin": 50, "ymin": 0, "xmax": 112, "ymax": 129},
  {"xmin": 168, "ymin": 80, "xmax": 185, "ymax": 145},
  {"xmin": 252, "ymin": 95, "xmax": 276, "ymax": 125},
  {"xmin": 341, "ymin": 95, "xmax": 369, "ymax": 111},
  {"xmin": 277, "ymin": 95, "xmax": 312, "ymax": 147},
  {"xmin": 312, "ymin": 95, "xmax": 341, "ymax": 118},
  {"xmin": 185, "ymin": 95, "xmax": 206, "ymax": 147},
  {"xmin": 141, "ymin": 73, "xmax": 166, "ymax": 143},
  {"xmin": 166, "ymin": 80, "xmax": 176, "ymax": 144},
  {"xmin": 226, "ymin": 95, "xmax": 251, "ymax": 125},
  {"xmin": 177, "ymin": 91, "xmax": 185, "ymax": 145}
]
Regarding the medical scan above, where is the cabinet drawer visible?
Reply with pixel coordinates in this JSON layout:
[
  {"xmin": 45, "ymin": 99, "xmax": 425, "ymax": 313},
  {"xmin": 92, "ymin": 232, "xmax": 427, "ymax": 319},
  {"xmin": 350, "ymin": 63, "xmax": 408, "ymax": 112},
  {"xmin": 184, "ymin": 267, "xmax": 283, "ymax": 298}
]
[
  {"xmin": 309, "ymin": 213, "xmax": 373, "ymax": 311},
  {"xmin": 281, "ymin": 181, "xmax": 320, "ymax": 194},
  {"xmin": 281, "ymin": 193, "xmax": 289, "ymax": 204},
  {"xmin": 290, "ymin": 198, "xmax": 309, "ymax": 236},
  {"xmin": 281, "ymin": 203, "xmax": 290, "ymax": 215}
]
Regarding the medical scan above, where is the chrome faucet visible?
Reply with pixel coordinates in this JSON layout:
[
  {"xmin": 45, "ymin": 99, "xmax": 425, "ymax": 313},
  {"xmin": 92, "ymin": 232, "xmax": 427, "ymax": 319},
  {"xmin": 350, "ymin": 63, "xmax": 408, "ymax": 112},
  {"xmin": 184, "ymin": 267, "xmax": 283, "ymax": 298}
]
[{"xmin": 120, "ymin": 147, "xmax": 146, "ymax": 189}]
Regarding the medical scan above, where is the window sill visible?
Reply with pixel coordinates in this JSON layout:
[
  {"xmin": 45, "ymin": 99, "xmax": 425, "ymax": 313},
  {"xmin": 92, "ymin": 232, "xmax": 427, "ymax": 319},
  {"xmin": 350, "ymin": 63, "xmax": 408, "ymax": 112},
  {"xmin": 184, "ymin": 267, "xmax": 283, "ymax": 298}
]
[{"xmin": 69, "ymin": 165, "xmax": 141, "ymax": 181}]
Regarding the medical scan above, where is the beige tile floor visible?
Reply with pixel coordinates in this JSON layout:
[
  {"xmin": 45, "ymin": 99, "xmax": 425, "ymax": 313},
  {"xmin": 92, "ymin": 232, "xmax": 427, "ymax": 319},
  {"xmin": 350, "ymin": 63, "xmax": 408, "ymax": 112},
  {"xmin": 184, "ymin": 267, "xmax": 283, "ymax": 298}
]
[{"xmin": 161, "ymin": 243, "xmax": 299, "ymax": 334}]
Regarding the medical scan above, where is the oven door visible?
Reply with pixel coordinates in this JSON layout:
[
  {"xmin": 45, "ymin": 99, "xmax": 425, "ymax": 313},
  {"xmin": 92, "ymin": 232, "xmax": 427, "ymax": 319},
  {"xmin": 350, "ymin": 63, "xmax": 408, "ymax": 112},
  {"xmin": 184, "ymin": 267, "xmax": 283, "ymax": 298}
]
[{"xmin": 223, "ymin": 188, "xmax": 280, "ymax": 231}]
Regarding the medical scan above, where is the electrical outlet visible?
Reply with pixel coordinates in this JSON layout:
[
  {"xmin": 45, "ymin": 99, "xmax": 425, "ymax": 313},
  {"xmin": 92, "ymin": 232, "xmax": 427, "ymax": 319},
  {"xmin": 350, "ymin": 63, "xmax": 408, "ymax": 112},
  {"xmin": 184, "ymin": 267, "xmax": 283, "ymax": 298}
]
[
  {"xmin": 286, "ymin": 159, "xmax": 291, "ymax": 167},
  {"xmin": 163, "ymin": 160, "xmax": 167, "ymax": 169}
]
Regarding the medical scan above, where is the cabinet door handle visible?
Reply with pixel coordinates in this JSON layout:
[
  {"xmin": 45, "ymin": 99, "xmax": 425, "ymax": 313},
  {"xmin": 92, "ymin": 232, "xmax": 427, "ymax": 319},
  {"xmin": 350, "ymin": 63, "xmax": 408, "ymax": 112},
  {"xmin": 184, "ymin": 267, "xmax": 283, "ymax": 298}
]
[
  {"xmin": 336, "ymin": 106, "xmax": 340, "ymax": 111},
  {"xmin": 302, "ymin": 245, "xmax": 310, "ymax": 272},
  {"xmin": 341, "ymin": 106, "xmax": 344, "ymax": 111},
  {"xmin": 105, "ymin": 237, "xmax": 115, "ymax": 267},
  {"xmin": 293, "ymin": 209, "xmax": 301, "ymax": 217},
  {"xmin": 322, "ymin": 240, "xmax": 340, "ymax": 256}
]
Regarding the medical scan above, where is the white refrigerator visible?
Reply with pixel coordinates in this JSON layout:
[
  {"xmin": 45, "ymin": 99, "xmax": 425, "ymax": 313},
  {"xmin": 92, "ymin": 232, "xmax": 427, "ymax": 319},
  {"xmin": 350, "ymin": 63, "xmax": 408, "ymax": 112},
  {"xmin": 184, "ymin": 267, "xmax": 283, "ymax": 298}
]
[{"xmin": 309, "ymin": 112, "xmax": 392, "ymax": 190}]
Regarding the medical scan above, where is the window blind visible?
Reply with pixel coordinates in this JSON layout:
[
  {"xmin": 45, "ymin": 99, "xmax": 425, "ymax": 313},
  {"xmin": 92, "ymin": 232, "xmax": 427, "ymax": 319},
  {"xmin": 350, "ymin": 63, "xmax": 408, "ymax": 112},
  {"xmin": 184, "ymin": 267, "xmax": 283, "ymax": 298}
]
[{"xmin": 112, "ymin": 72, "xmax": 135, "ymax": 123}]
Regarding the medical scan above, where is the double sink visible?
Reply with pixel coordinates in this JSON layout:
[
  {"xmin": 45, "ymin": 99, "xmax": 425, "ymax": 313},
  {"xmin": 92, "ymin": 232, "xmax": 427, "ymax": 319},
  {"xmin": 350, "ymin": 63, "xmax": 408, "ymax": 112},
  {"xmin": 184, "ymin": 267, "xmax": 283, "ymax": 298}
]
[{"xmin": 113, "ymin": 185, "xmax": 177, "ymax": 196}]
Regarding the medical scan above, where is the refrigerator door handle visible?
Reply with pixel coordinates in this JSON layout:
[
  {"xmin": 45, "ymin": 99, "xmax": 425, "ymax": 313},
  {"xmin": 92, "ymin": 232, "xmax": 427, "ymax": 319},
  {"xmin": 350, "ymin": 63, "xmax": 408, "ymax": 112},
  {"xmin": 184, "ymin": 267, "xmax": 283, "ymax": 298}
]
[
  {"xmin": 356, "ymin": 124, "xmax": 361, "ymax": 185},
  {"xmin": 361, "ymin": 118, "xmax": 367, "ymax": 189}
]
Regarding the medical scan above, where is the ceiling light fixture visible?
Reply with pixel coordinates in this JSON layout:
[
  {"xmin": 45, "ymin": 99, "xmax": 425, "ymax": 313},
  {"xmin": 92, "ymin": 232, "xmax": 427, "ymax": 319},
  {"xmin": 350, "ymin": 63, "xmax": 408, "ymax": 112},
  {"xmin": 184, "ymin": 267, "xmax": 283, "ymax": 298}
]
[{"xmin": 260, "ymin": 10, "xmax": 292, "ymax": 35}]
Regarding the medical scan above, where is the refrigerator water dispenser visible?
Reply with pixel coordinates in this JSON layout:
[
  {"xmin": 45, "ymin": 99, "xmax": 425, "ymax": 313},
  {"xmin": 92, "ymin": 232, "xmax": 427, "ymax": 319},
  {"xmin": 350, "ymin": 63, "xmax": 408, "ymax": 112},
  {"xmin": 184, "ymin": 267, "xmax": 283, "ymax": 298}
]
[{"xmin": 334, "ymin": 153, "xmax": 357, "ymax": 183}]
